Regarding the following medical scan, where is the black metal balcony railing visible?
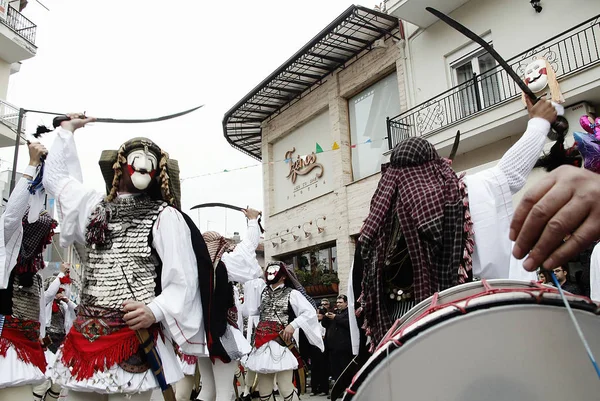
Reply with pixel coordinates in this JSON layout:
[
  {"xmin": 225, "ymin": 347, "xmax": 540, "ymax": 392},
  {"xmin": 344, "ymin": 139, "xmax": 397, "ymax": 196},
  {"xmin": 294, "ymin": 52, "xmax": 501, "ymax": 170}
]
[
  {"xmin": 387, "ymin": 14, "xmax": 600, "ymax": 150},
  {"xmin": 2, "ymin": 6, "xmax": 37, "ymax": 45}
]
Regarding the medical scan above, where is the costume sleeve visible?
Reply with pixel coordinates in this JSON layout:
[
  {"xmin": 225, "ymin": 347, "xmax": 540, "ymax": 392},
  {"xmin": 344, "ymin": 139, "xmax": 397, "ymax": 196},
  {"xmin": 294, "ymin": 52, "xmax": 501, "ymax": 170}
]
[
  {"xmin": 289, "ymin": 290, "xmax": 324, "ymax": 352},
  {"xmin": 42, "ymin": 127, "xmax": 104, "ymax": 247},
  {"xmin": 590, "ymin": 243, "xmax": 600, "ymax": 303},
  {"xmin": 496, "ymin": 117, "xmax": 550, "ymax": 194},
  {"xmin": 241, "ymin": 278, "xmax": 265, "ymax": 318},
  {"xmin": 148, "ymin": 207, "xmax": 206, "ymax": 355},
  {"xmin": 0, "ymin": 165, "xmax": 38, "ymax": 289},
  {"xmin": 44, "ymin": 273, "xmax": 64, "ymax": 306},
  {"xmin": 221, "ymin": 219, "xmax": 262, "ymax": 283}
]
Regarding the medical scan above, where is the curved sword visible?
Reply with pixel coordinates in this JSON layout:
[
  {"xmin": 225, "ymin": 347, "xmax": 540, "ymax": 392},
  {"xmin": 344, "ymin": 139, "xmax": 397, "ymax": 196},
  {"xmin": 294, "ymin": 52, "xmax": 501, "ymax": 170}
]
[
  {"xmin": 191, "ymin": 202, "xmax": 265, "ymax": 233},
  {"xmin": 51, "ymin": 105, "xmax": 203, "ymax": 128}
]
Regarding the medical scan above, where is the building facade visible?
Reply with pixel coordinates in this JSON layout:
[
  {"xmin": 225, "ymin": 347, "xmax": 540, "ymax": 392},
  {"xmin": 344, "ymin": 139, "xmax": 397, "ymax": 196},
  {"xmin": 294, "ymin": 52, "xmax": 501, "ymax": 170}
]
[
  {"xmin": 224, "ymin": 1, "xmax": 600, "ymax": 295},
  {"xmin": 0, "ymin": 0, "xmax": 36, "ymax": 148}
]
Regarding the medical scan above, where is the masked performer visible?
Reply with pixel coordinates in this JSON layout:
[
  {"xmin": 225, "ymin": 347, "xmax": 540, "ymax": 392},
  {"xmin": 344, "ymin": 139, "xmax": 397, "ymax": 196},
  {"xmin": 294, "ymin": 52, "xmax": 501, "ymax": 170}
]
[
  {"xmin": 0, "ymin": 143, "xmax": 58, "ymax": 400},
  {"xmin": 244, "ymin": 261, "xmax": 324, "ymax": 401},
  {"xmin": 175, "ymin": 214, "xmax": 262, "ymax": 401},
  {"xmin": 355, "ymin": 98, "xmax": 560, "ymax": 350},
  {"xmin": 33, "ymin": 264, "xmax": 78, "ymax": 401},
  {"xmin": 42, "ymin": 115, "xmax": 206, "ymax": 401}
]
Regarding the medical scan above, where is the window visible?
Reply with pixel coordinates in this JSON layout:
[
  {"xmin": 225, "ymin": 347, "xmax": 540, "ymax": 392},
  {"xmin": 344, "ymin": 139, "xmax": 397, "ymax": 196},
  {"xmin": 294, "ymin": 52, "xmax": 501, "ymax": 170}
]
[
  {"xmin": 452, "ymin": 51, "xmax": 501, "ymax": 117},
  {"xmin": 349, "ymin": 72, "xmax": 401, "ymax": 180},
  {"xmin": 279, "ymin": 243, "xmax": 338, "ymax": 273}
]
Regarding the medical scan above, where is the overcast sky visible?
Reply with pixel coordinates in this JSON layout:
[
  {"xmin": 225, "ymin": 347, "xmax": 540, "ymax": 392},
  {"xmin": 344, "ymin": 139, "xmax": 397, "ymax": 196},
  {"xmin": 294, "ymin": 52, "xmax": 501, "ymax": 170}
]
[{"xmin": 3, "ymin": 0, "xmax": 361, "ymax": 237}]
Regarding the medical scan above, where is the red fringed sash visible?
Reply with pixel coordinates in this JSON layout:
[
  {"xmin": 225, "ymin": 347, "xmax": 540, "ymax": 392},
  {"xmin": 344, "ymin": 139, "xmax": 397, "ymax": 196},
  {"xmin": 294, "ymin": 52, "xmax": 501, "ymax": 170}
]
[
  {"xmin": 61, "ymin": 326, "xmax": 141, "ymax": 380},
  {"xmin": 254, "ymin": 321, "xmax": 283, "ymax": 349},
  {"xmin": 0, "ymin": 316, "xmax": 46, "ymax": 372}
]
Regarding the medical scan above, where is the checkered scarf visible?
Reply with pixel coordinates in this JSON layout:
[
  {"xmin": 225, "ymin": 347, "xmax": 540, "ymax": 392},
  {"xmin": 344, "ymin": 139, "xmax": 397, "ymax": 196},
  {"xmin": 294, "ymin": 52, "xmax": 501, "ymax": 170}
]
[
  {"xmin": 16, "ymin": 209, "xmax": 58, "ymax": 276},
  {"xmin": 203, "ymin": 231, "xmax": 236, "ymax": 265},
  {"xmin": 359, "ymin": 137, "xmax": 468, "ymax": 346}
]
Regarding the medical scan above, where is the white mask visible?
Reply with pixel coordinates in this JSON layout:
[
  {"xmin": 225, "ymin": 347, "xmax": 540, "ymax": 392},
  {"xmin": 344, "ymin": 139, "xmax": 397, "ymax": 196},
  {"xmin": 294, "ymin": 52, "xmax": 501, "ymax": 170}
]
[
  {"xmin": 266, "ymin": 265, "xmax": 280, "ymax": 282},
  {"xmin": 524, "ymin": 59, "xmax": 549, "ymax": 93},
  {"xmin": 126, "ymin": 149, "xmax": 158, "ymax": 190}
]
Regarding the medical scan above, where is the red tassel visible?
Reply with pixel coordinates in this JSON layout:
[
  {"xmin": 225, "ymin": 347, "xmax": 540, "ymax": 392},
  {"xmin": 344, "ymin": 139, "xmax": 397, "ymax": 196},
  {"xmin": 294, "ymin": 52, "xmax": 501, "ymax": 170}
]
[{"xmin": 60, "ymin": 274, "xmax": 72, "ymax": 285}]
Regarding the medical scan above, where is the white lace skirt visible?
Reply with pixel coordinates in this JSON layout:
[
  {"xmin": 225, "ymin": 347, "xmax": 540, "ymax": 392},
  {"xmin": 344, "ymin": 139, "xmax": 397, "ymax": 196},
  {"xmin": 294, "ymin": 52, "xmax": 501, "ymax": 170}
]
[
  {"xmin": 49, "ymin": 334, "xmax": 183, "ymax": 394},
  {"xmin": 0, "ymin": 345, "xmax": 46, "ymax": 388},
  {"xmin": 244, "ymin": 341, "xmax": 297, "ymax": 374}
]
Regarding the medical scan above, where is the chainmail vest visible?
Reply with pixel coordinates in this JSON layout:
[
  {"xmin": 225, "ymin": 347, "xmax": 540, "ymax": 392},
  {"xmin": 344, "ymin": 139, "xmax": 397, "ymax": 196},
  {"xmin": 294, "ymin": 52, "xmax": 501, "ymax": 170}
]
[
  {"xmin": 48, "ymin": 307, "xmax": 65, "ymax": 335},
  {"xmin": 12, "ymin": 273, "xmax": 42, "ymax": 322},
  {"xmin": 83, "ymin": 195, "xmax": 166, "ymax": 309},
  {"xmin": 259, "ymin": 286, "xmax": 293, "ymax": 326}
]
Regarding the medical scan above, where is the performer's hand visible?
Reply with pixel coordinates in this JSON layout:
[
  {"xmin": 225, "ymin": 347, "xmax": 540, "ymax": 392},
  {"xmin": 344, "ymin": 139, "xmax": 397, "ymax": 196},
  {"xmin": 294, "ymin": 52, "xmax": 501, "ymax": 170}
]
[
  {"xmin": 60, "ymin": 263, "xmax": 70, "ymax": 274},
  {"xmin": 510, "ymin": 165, "xmax": 600, "ymax": 271},
  {"xmin": 242, "ymin": 207, "xmax": 262, "ymax": 220},
  {"xmin": 282, "ymin": 324, "xmax": 295, "ymax": 343},
  {"xmin": 56, "ymin": 293, "xmax": 68, "ymax": 303},
  {"xmin": 122, "ymin": 300, "xmax": 156, "ymax": 330},
  {"xmin": 60, "ymin": 113, "xmax": 96, "ymax": 133},
  {"xmin": 526, "ymin": 97, "xmax": 557, "ymax": 124},
  {"xmin": 27, "ymin": 142, "xmax": 47, "ymax": 167}
]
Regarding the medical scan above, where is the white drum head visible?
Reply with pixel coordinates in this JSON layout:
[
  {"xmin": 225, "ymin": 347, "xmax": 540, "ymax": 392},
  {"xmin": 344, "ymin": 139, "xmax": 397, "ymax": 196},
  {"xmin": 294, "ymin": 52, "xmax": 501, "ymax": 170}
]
[{"xmin": 350, "ymin": 304, "xmax": 600, "ymax": 400}]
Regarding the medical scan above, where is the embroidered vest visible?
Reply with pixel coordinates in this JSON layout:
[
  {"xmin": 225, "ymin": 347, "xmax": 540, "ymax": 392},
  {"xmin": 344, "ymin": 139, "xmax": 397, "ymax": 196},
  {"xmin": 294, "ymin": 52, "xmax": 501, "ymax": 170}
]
[
  {"xmin": 83, "ymin": 195, "xmax": 165, "ymax": 309},
  {"xmin": 259, "ymin": 286, "xmax": 293, "ymax": 326}
]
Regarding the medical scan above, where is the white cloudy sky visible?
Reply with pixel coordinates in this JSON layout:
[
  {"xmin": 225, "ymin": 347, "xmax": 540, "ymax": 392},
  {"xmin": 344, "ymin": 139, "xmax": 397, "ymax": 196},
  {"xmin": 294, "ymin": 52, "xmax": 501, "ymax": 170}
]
[{"xmin": 3, "ymin": 0, "xmax": 361, "ymax": 237}]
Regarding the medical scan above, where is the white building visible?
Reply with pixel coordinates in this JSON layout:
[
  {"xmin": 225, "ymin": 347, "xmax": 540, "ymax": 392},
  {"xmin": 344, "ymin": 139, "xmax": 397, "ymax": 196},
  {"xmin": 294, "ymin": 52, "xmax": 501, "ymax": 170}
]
[
  {"xmin": 385, "ymin": 0, "xmax": 600, "ymax": 204},
  {"xmin": 223, "ymin": 1, "xmax": 600, "ymax": 295},
  {"xmin": 0, "ymin": 0, "xmax": 36, "ymax": 148}
]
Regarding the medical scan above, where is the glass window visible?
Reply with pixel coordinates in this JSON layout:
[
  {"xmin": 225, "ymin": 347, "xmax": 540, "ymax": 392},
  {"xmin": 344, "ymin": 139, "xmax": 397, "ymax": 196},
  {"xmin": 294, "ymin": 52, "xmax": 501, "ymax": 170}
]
[
  {"xmin": 453, "ymin": 51, "xmax": 501, "ymax": 118},
  {"xmin": 349, "ymin": 72, "xmax": 402, "ymax": 180}
]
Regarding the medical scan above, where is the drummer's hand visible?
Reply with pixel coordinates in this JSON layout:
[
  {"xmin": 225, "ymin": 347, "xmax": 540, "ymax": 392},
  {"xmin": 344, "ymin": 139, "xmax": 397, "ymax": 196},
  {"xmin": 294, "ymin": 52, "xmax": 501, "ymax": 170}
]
[
  {"xmin": 282, "ymin": 324, "xmax": 295, "ymax": 342},
  {"xmin": 242, "ymin": 207, "xmax": 262, "ymax": 221},
  {"xmin": 122, "ymin": 300, "xmax": 156, "ymax": 330},
  {"xmin": 60, "ymin": 113, "xmax": 96, "ymax": 133},
  {"xmin": 510, "ymin": 165, "xmax": 600, "ymax": 271}
]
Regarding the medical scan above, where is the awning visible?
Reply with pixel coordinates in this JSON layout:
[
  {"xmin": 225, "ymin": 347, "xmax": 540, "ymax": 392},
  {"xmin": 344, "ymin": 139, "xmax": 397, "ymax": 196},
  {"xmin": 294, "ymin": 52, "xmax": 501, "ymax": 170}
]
[{"xmin": 222, "ymin": 5, "xmax": 399, "ymax": 160}]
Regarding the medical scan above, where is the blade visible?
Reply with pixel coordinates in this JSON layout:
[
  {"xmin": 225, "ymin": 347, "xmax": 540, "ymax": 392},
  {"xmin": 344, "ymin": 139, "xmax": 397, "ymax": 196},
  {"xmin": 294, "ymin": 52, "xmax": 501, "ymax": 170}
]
[
  {"xmin": 449, "ymin": 130, "xmax": 461, "ymax": 161},
  {"xmin": 190, "ymin": 202, "xmax": 243, "ymax": 211},
  {"xmin": 95, "ymin": 105, "xmax": 203, "ymax": 123},
  {"xmin": 426, "ymin": 7, "xmax": 538, "ymax": 103}
]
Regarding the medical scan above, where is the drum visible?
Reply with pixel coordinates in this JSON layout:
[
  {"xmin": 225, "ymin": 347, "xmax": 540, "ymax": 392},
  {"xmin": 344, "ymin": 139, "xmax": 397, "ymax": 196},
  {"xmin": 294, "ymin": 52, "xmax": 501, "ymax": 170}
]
[{"xmin": 343, "ymin": 279, "xmax": 600, "ymax": 401}]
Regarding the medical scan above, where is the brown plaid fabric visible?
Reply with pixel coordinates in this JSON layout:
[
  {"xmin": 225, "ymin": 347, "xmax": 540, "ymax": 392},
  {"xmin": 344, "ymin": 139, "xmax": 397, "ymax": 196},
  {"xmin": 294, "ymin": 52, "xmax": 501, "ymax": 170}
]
[
  {"xmin": 359, "ymin": 137, "xmax": 467, "ymax": 346},
  {"xmin": 16, "ymin": 210, "xmax": 58, "ymax": 276}
]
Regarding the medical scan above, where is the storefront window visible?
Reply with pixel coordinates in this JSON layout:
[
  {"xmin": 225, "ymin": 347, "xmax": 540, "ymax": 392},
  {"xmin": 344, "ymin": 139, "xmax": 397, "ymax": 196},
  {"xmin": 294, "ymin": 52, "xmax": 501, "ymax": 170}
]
[
  {"xmin": 349, "ymin": 72, "xmax": 401, "ymax": 180},
  {"xmin": 277, "ymin": 243, "xmax": 339, "ymax": 291}
]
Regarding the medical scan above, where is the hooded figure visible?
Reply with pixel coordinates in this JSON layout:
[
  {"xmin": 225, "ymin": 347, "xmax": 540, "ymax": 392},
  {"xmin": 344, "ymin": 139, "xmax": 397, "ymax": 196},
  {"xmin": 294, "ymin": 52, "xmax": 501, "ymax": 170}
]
[
  {"xmin": 353, "ymin": 100, "xmax": 562, "ymax": 351},
  {"xmin": 42, "ymin": 120, "xmax": 207, "ymax": 400}
]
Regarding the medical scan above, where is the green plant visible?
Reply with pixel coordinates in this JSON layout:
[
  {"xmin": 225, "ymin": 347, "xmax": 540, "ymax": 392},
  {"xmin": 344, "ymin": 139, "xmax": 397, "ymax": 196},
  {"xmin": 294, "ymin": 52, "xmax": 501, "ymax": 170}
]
[
  {"xmin": 320, "ymin": 271, "xmax": 340, "ymax": 286},
  {"xmin": 295, "ymin": 270, "xmax": 314, "ymax": 287}
]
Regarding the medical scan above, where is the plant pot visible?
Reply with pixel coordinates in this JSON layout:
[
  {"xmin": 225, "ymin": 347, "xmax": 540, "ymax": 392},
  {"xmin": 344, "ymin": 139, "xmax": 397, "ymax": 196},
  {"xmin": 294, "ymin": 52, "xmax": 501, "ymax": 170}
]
[{"xmin": 306, "ymin": 283, "xmax": 339, "ymax": 297}]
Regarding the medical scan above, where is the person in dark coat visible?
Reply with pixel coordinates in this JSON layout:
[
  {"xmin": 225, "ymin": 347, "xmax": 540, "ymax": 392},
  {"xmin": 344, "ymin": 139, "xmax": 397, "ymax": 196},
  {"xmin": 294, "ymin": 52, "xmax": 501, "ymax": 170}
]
[{"xmin": 323, "ymin": 295, "xmax": 353, "ymax": 382}]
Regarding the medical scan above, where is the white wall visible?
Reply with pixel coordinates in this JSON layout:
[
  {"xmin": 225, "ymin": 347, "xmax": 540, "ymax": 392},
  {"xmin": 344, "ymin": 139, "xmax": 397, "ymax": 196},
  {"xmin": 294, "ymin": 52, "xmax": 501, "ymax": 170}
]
[
  {"xmin": 0, "ymin": 59, "xmax": 10, "ymax": 99},
  {"xmin": 407, "ymin": 0, "xmax": 600, "ymax": 105}
]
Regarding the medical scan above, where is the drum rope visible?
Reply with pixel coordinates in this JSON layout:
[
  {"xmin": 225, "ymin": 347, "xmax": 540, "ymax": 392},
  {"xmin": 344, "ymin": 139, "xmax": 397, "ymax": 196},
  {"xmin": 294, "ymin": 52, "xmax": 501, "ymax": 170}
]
[{"xmin": 550, "ymin": 271, "xmax": 600, "ymax": 379}]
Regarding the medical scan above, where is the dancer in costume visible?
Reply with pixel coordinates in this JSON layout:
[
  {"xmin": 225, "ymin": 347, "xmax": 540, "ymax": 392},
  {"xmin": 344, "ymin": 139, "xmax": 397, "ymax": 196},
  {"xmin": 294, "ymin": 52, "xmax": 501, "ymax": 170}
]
[
  {"xmin": 354, "ymin": 98, "xmax": 560, "ymax": 350},
  {"xmin": 0, "ymin": 142, "xmax": 58, "ymax": 400},
  {"xmin": 42, "ymin": 114, "xmax": 207, "ymax": 401},
  {"xmin": 244, "ymin": 261, "xmax": 324, "ymax": 401},
  {"xmin": 33, "ymin": 264, "xmax": 78, "ymax": 401},
  {"xmin": 194, "ymin": 215, "xmax": 262, "ymax": 401}
]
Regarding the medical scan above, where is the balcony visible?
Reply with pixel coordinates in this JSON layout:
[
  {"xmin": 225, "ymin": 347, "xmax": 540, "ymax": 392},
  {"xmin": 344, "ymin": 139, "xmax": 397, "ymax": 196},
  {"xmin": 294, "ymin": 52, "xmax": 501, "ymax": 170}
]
[
  {"xmin": 384, "ymin": 0, "xmax": 471, "ymax": 28},
  {"xmin": 387, "ymin": 14, "xmax": 600, "ymax": 151},
  {"xmin": 0, "ymin": 99, "xmax": 26, "ymax": 148},
  {"xmin": 0, "ymin": 6, "xmax": 37, "ymax": 63}
]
